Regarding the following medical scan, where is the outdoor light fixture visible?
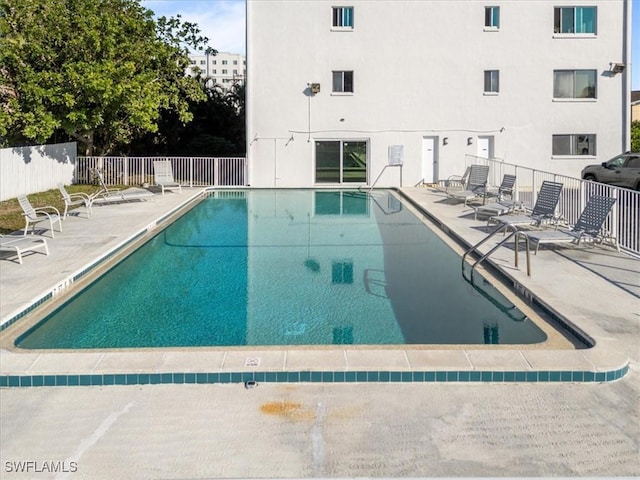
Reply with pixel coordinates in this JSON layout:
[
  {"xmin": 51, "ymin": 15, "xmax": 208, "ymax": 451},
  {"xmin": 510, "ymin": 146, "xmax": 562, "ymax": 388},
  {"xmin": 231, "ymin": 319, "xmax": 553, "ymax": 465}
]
[
  {"xmin": 443, "ymin": 137, "xmax": 449, "ymax": 146},
  {"xmin": 610, "ymin": 63, "xmax": 626, "ymax": 74},
  {"xmin": 467, "ymin": 137, "xmax": 474, "ymax": 145}
]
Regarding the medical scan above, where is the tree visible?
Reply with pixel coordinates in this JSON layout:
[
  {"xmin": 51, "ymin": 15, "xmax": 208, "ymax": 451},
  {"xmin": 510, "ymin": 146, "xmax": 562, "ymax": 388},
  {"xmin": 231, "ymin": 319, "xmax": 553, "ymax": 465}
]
[
  {"xmin": 0, "ymin": 0, "xmax": 207, "ymax": 155},
  {"xmin": 631, "ymin": 121, "xmax": 640, "ymax": 153}
]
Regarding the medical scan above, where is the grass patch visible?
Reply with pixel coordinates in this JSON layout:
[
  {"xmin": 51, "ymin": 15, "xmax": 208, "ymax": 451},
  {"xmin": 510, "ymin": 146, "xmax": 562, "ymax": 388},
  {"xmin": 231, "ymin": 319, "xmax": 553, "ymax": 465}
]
[{"xmin": 0, "ymin": 185, "xmax": 104, "ymax": 234}]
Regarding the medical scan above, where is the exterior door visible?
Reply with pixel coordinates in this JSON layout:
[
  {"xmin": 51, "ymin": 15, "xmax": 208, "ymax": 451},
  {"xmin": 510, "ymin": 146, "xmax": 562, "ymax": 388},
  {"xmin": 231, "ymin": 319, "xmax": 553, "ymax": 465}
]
[
  {"xmin": 421, "ymin": 137, "xmax": 438, "ymax": 183},
  {"xmin": 477, "ymin": 136, "xmax": 494, "ymax": 159}
]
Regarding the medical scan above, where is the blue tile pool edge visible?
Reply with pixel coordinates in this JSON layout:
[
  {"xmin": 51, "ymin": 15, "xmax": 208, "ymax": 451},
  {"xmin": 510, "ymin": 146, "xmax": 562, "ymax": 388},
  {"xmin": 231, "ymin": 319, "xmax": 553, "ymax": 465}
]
[{"xmin": 0, "ymin": 364, "xmax": 629, "ymax": 388}]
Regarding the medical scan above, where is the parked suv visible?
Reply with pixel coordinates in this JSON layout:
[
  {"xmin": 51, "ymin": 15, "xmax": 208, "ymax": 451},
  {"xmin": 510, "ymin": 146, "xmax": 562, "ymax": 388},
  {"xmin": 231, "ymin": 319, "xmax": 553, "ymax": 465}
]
[{"xmin": 581, "ymin": 152, "xmax": 640, "ymax": 190}]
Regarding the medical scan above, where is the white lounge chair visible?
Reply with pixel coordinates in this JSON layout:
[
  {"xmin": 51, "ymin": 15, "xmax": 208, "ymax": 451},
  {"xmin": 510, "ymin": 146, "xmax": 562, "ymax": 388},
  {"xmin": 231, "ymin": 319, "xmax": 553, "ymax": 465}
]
[
  {"xmin": 153, "ymin": 160, "xmax": 182, "ymax": 195},
  {"xmin": 17, "ymin": 194, "xmax": 63, "ymax": 238},
  {"xmin": 58, "ymin": 183, "xmax": 93, "ymax": 218},
  {"xmin": 90, "ymin": 168, "xmax": 154, "ymax": 203},
  {"xmin": 0, "ymin": 235, "xmax": 49, "ymax": 264}
]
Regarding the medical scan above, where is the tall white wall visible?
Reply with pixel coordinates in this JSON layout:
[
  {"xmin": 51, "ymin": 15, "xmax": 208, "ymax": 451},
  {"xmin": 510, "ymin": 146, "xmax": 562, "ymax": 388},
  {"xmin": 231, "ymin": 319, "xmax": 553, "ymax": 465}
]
[
  {"xmin": 247, "ymin": 0, "xmax": 631, "ymax": 187},
  {"xmin": 0, "ymin": 142, "xmax": 77, "ymax": 201}
]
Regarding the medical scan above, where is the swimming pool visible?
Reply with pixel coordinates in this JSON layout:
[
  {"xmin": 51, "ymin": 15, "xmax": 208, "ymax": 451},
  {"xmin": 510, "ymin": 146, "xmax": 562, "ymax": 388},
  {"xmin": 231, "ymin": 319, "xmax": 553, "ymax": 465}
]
[{"xmin": 16, "ymin": 189, "xmax": 549, "ymax": 349}]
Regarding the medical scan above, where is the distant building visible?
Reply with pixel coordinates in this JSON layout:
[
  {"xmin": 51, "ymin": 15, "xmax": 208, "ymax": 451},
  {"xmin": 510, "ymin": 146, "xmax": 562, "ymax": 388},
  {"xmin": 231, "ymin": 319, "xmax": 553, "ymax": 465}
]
[
  {"xmin": 632, "ymin": 91, "xmax": 640, "ymax": 123},
  {"xmin": 186, "ymin": 52, "xmax": 246, "ymax": 90},
  {"xmin": 247, "ymin": 1, "xmax": 632, "ymax": 187}
]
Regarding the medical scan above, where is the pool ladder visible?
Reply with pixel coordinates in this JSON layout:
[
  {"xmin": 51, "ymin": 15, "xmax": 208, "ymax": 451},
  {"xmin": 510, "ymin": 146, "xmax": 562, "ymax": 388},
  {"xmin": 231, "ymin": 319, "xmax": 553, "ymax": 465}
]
[
  {"xmin": 462, "ymin": 224, "xmax": 533, "ymax": 282},
  {"xmin": 460, "ymin": 225, "xmax": 533, "ymax": 323}
]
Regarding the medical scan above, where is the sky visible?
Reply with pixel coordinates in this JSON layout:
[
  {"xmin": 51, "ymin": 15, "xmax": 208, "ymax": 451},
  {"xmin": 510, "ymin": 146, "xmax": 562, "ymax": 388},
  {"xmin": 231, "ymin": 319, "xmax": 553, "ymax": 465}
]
[{"xmin": 142, "ymin": 0, "xmax": 639, "ymax": 90}]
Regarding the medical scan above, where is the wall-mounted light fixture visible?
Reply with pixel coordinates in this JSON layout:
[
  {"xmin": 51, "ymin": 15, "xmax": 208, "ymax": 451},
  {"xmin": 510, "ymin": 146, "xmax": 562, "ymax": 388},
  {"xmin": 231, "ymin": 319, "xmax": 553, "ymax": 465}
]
[
  {"xmin": 467, "ymin": 137, "xmax": 474, "ymax": 145},
  {"xmin": 442, "ymin": 137, "xmax": 449, "ymax": 146},
  {"xmin": 609, "ymin": 63, "xmax": 626, "ymax": 74}
]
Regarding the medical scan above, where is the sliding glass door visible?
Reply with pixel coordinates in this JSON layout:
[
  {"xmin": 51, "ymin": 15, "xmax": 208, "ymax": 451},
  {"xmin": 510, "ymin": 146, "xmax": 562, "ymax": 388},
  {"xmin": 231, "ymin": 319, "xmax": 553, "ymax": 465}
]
[{"xmin": 315, "ymin": 140, "xmax": 367, "ymax": 184}]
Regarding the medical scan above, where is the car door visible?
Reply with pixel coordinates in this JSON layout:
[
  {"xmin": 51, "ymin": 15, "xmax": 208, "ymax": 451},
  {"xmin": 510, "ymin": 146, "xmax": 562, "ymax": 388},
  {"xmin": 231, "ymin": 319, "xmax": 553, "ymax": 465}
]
[
  {"xmin": 600, "ymin": 155, "xmax": 628, "ymax": 186},
  {"xmin": 620, "ymin": 155, "xmax": 640, "ymax": 189}
]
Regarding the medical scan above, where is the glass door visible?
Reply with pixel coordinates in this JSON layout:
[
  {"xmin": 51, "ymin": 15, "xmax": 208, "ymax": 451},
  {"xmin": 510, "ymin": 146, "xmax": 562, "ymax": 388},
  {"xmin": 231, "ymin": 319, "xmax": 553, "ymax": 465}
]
[{"xmin": 315, "ymin": 140, "xmax": 367, "ymax": 184}]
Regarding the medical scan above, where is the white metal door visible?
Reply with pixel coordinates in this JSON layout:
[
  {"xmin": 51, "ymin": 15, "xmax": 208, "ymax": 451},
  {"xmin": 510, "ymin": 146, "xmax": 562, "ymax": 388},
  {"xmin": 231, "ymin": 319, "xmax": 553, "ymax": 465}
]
[
  {"xmin": 477, "ymin": 136, "xmax": 493, "ymax": 159},
  {"xmin": 421, "ymin": 137, "xmax": 437, "ymax": 183}
]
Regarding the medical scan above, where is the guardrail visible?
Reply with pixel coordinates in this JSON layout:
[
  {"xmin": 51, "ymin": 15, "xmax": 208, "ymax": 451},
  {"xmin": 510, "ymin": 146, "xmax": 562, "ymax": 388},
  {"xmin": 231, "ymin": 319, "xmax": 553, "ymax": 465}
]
[
  {"xmin": 75, "ymin": 156, "xmax": 247, "ymax": 187},
  {"xmin": 464, "ymin": 155, "xmax": 639, "ymax": 256}
]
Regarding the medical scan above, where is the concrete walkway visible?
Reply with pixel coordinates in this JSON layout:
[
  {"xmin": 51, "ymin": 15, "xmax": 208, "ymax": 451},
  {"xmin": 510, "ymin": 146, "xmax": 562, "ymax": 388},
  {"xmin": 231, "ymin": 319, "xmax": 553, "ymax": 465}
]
[{"xmin": 0, "ymin": 186, "xmax": 638, "ymax": 478}]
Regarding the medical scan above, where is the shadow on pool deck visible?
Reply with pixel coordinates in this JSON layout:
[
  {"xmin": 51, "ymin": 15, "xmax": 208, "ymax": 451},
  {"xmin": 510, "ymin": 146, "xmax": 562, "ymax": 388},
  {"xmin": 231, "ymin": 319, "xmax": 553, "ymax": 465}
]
[{"xmin": 0, "ymin": 186, "xmax": 638, "ymax": 385}]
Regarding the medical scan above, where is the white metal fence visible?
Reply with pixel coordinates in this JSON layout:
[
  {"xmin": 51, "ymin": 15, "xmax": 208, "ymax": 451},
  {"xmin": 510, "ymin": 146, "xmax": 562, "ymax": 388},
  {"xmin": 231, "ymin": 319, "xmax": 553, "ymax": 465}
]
[
  {"xmin": 75, "ymin": 156, "xmax": 247, "ymax": 187},
  {"xmin": 464, "ymin": 155, "xmax": 640, "ymax": 256}
]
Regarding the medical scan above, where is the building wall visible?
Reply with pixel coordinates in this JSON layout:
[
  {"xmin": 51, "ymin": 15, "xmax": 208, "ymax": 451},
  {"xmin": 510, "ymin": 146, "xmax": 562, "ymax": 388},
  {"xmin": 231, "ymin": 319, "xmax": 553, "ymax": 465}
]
[
  {"xmin": 187, "ymin": 52, "xmax": 246, "ymax": 90},
  {"xmin": 246, "ymin": 0, "xmax": 631, "ymax": 187}
]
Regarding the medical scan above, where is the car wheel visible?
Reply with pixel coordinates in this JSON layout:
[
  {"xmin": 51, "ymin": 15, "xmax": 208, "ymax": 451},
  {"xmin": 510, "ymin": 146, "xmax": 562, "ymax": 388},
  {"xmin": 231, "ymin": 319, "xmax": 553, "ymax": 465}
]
[{"xmin": 583, "ymin": 174, "xmax": 597, "ymax": 181}]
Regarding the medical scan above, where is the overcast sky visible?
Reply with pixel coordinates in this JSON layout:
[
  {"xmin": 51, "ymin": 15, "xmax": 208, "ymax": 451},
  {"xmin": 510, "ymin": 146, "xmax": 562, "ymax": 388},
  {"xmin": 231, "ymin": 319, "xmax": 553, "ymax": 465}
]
[{"xmin": 142, "ymin": 0, "xmax": 638, "ymax": 90}]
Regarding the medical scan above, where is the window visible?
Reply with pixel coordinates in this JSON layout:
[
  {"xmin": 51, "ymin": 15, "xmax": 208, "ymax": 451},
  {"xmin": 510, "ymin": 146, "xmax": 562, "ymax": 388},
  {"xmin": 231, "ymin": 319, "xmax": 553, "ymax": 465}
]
[
  {"xmin": 554, "ymin": 70, "xmax": 596, "ymax": 99},
  {"xmin": 222, "ymin": 69, "xmax": 227, "ymax": 74},
  {"xmin": 199, "ymin": 60, "xmax": 205, "ymax": 65},
  {"xmin": 233, "ymin": 69, "xmax": 238, "ymax": 74},
  {"xmin": 222, "ymin": 60, "xmax": 227, "ymax": 65},
  {"xmin": 233, "ymin": 60, "xmax": 238, "ymax": 65},
  {"xmin": 332, "ymin": 261, "xmax": 354, "ymax": 284},
  {"xmin": 484, "ymin": 70, "xmax": 499, "ymax": 93},
  {"xmin": 315, "ymin": 140, "xmax": 367, "ymax": 183},
  {"xmin": 552, "ymin": 134, "xmax": 596, "ymax": 155},
  {"xmin": 213, "ymin": 69, "xmax": 217, "ymax": 74},
  {"xmin": 190, "ymin": 60, "xmax": 196, "ymax": 65},
  {"xmin": 332, "ymin": 6, "xmax": 354, "ymax": 28},
  {"xmin": 554, "ymin": 7, "xmax": 596, "ymax": 34},
  {"xmin": 332, "ymin": 71, "xmax": 353, "ymax": 93},
  {"xmin": 484, "ymin": 6, "xmax": 500, "ymax": 28}
]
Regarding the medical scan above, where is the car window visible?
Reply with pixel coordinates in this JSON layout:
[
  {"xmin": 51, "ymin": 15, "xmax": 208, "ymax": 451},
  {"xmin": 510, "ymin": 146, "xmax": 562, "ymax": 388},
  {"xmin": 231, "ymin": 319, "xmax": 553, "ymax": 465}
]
[
  {"xmin": 608, "ymin": 156, "xmax": 626, "ymax": 167},
  {"xmin": 625, "ymin": 157, "xmax": 640, "ymax": 168}
]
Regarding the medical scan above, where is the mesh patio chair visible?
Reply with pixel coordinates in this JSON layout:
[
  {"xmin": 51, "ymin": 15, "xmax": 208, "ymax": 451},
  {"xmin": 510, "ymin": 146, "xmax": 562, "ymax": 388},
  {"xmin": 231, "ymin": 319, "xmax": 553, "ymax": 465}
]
[
  {"xmin": 448, "ymin": 164, "xmax": 490, "ymax": 206},
  {"xmin": 473, "ymin": 174, "xmax": 520, "ymax": 219},
  {"xmin": 524, "ymin": 195, "xmax": 619, "ymax": 254},
  {"xmin": 487, "ymin": 180, "xmax": 564, "ymax": 230}
]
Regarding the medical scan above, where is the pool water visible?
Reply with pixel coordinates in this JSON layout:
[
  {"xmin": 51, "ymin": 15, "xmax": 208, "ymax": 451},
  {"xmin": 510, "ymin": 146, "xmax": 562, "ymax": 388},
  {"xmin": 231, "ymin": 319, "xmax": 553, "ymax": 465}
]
[{"xmin": 17, "ymin": 190, "xmax": 547, "ymax": 348}]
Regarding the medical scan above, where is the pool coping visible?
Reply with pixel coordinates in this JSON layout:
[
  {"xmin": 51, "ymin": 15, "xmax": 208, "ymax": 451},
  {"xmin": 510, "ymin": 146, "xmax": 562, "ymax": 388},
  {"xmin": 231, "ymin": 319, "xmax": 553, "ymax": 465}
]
[{"xmin": 0, "ymin": 187, "xmax": 632, "ymax": 386}]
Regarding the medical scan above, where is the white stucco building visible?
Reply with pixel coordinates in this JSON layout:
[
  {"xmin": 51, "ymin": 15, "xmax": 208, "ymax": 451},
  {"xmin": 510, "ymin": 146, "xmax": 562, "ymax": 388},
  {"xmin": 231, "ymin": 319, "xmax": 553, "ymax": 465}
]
[
  {"xmin": 246, "ymin": 0, "xmax": 632, "ymax": 187},
  {"xmin": 187, "ymin": 52, "xmax": 246, "ymax": 90}
]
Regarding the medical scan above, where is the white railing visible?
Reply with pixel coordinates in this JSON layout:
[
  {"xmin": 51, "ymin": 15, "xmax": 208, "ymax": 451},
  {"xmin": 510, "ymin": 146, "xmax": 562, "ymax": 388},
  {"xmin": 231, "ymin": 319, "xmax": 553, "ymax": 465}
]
[
  {"xmin": 464, "ymin": 155, "xmax": 640, "ymax": 256},
  {"xmin": 75, "ymin": 156, "xmax": 247, "ymax": 188}
]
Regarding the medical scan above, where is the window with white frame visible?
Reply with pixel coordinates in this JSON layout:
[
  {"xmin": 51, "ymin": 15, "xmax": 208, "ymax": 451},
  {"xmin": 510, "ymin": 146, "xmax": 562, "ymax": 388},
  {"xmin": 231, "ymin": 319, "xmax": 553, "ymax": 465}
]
[
  {"xmin": 554, "ymin": 7, "xmax": 596, "ymax": 34},
  {"xmin": 332, "ymin": 71, "xmax": 353, "ymax": 93},
  {"xmin": 553, "ymin": 70, "xmax": 596, "ymax": 99},
  {"xmin": 552, "ymin": 134, "xmax": 596, "ymax": 155},
  {"xmin": 332, "ymin": 6, "xmax": 354, "ymax": 28},
  {"xmin": 484, "ymin": 70, "xmax": 499, "ymax": 93},
  {"xmin": 484, "ymin": 6, "xmax": 499, "ymax": 29}
]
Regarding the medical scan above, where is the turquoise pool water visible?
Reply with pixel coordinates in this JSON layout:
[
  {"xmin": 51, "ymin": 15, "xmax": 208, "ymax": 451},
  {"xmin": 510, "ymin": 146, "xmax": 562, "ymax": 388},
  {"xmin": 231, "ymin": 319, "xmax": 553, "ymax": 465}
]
[{"xmin": 17, "ymin": 190, "xmax": 547, "ymax": 348}]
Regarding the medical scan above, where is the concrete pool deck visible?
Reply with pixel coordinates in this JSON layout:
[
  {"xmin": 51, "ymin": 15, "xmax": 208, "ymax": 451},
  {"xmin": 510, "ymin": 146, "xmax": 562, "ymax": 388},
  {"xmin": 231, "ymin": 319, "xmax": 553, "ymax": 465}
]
[{"xmin": 0, "ymin": 186, "xmax": 638, "ymax": 477}]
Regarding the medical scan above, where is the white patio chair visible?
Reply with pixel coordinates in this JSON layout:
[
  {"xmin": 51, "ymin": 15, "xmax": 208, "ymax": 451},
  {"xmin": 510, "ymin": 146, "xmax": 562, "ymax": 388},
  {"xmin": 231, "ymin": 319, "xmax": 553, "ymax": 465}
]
[
  {"xmin": 17, "ymin": 194, "xmax": 63, "ymax": 238},
  {"xmin": 153, "ymin": 160, "xmax": 182, "ymax": 195},
  {"xmin": 0, "ymin": 235, "xmax": 49, "ymax": 264}
]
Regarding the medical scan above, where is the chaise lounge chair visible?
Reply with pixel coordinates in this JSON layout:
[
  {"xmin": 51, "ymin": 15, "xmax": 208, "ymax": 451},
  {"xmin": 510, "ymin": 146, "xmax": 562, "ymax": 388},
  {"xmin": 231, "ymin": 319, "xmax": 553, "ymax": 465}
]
[
  {"xmin": 523, "ymin": 195, "xmax": 618, "ymax": 254},
  {"xmin": 448, "ymin": 164, "xmax": 490, "ymax": 206},
  {"xmin": 90, "ymin": 168, "xmax": 154, "ymax": 204},
  {"xmin": 0, "ymin": 235, "xmax": 49, "ymax": 264},
  {"xmin": 17, "ymin": 194, "xmax": 63, "ymax": 238},
  {"xmin": 58, "ymin": 183, "xmax": 93, "ymax": 218},
  {"xmin": 153, "ymin": 160, "xmax": 182, "ymax": 195},
  {"xmin": 473, "ymin": 174, "xmax": 519, "ymax": 219},
  {"xmin": 487, "ymin": 180, "xmax": 564, "ymax": 230}
]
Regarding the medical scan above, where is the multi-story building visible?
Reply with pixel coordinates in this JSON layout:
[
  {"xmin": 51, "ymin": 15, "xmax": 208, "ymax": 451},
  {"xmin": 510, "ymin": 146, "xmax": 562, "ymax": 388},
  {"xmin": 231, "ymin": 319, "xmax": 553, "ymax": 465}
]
[
  {"xmin": 246, "ymin": 1, "xmax": 632, "ymax": 187},
  {"xmin": 186, "ymin": 51, "xmax": 246, "ymax": 90}
]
